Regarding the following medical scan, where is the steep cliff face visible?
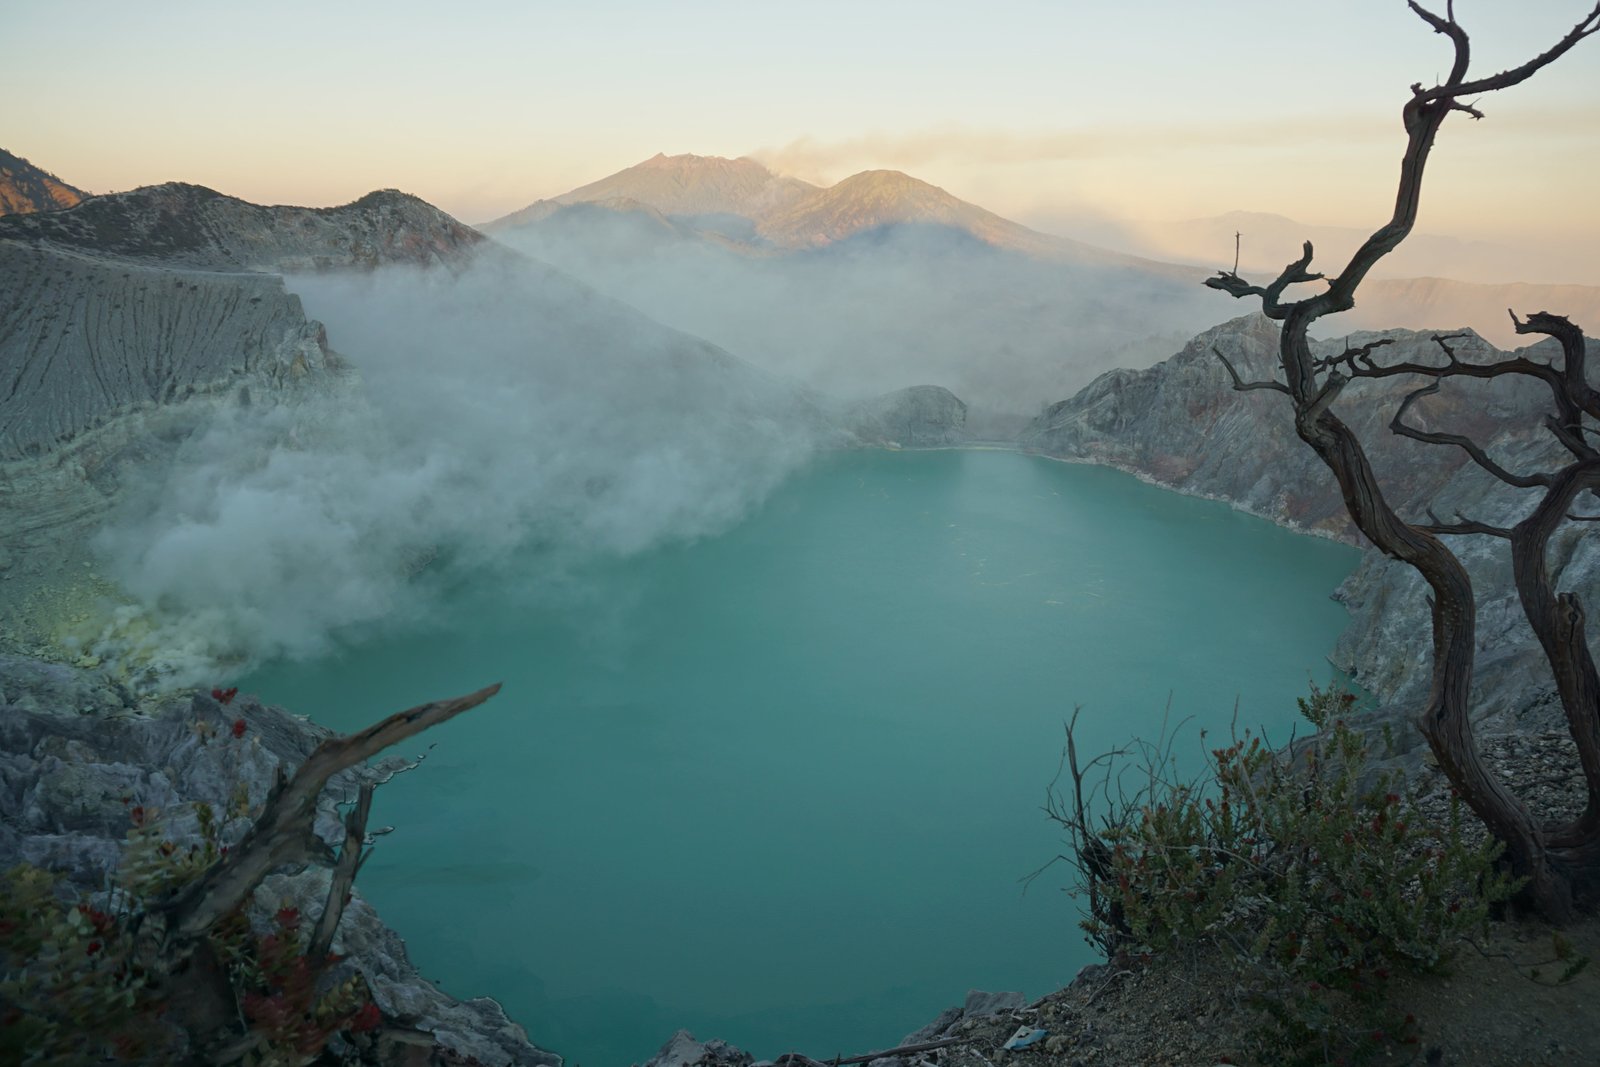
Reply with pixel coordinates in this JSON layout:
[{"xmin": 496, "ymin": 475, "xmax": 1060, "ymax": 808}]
[
  {"xmin": 0, "ymin": 243, "xmax": 336, "ymax": 460},
  {"xmin": 1021, "ymin": 314, "xmax": 1593, "ymax": 725},
  {"xmin": 0, "ymin": 183, "xmax": 486, "ymax": 459}
]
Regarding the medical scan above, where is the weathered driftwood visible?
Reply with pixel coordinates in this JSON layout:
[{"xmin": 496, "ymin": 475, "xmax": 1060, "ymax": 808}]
[
  {"xmin": 310, "ymin": 780, "xmax": 374, "ymax": 962},
  {"xmin": 162, "ymin": 683, "xmax": 501, "ymax": 941}
]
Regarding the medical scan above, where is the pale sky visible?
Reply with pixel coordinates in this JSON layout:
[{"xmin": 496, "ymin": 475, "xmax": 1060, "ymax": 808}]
[{"xmin": 5, "ymin": 0, "xmax": 1598, "ymax": 249}]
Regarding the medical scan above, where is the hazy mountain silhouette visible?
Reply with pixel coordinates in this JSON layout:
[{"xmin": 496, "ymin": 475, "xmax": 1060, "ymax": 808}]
[
  {"xmin": 489, "ymin": 152, "xmax": 1600, "ymax": 356},
  {"xmin": 487, "ymin": 152, "xmax": 816, "ymax": 233}
]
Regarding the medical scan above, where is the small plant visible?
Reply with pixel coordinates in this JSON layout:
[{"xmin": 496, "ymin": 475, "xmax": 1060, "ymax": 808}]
[
  {"xmin": 3, "ymin": 680, "xmax": 499, "ymax": 1064},
  {"xmin": 1049, "ymin": 683, "xmax": 1519, "ymax": 1064},
  {"xmin": 2, "ymin": 754, "xmax": 377, "ymax": 1064},
  {"xmin": 0, "ymin": 863, "xmax": 174, "ymax": 1063}
]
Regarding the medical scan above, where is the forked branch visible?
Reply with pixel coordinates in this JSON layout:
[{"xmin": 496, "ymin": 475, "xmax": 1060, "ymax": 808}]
[
  {"xmin": 1206, "ymin": 241, "xmax": 1325, "ymax": 319},
  {"xmin": 1211, "ymin": 345, "xmax": 1289, "ymax": 394},
  {"xmin": 1417, "ymin": 506, "xmax": 1512, "ymax": 540},
  {"xmin": 1390, "ymin": 379, "xmax": 1552, "ymax": 489},
  {"xmin": 1512, "ymin": 309, "xmax": 1600, "ymax": 422},
  {"xmin": 1410, "ymin": 1, "xmax": 1600, "ymax": 104},
  {"xmin": 1313, "ymin": 337, "xmax": 1397, "ymax": 375}
]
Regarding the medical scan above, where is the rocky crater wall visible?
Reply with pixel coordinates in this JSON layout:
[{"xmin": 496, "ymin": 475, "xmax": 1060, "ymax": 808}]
[
  {"xmin": 1021, "ymin": 313, "xmax": 1598, "ymax": 734},
  {"xmin": 0, "ymin": 242, "xmax": 337, "ymax": 460}
]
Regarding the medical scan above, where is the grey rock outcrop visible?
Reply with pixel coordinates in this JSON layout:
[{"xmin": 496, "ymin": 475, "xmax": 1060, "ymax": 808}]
[
  {"xmin": 1021, "ymin": 313, "xmax": 1597, "ymax": 734},
  {"xmin": 0, "ymin": 652, "xmax": 560, "ymax": 1066},
  {"xmin": 899, "ymin": 989, "xmax": 1028, "ymax": 1045},
  {"xmin": 638, "ymin": 1029, "xmax": 756, "ymax": 1067},
  {"xmin": 844, "ymin": 385, "xmax": 968, "ymax": 447}
]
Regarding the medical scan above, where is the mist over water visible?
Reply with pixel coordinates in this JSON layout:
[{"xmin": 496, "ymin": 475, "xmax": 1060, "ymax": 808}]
[
  {"xmin": 490, "ymin": 214, "xmax": 1226, "ymax": 419},
  {"xmin": 241, "ymin": 449, "xmax": 1359, "ymax": 1067},
  {"xmin": 91, "ymin": 256, "xmax": 826, "ymax": 678}
]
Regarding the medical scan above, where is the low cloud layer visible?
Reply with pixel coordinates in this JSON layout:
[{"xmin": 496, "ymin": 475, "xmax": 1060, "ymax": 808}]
[
  {"xmin": 492, "ymin": 212, "xmax": 1227, "ymax": 421},
  {"xmin": 92, "ymin": 257, "xmax": 824, "ymax": 679}
]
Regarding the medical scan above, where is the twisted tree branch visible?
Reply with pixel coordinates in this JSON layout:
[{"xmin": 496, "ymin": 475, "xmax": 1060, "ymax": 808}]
[
  {"xmin": 1206, "ymin": 241, "xmax": 1325, "ymax": 319},
  {"xmin": 309, "ymin": 782, "xmax": 374, "ymax": 963},
  {"xmin": 1417, "ymin": 506, "xmax": 1512, "ymax": 539},
  {"xmin": 162, "ymin": 684, "xmax": 503, "ymax": 942},
  {"xmin": 1389, "ymin": 379, "xmax": 1552, "ymax": 488},
  {"xmin": 1211, "ymin": 345, "xmax": 1290, "ymax": 394}
]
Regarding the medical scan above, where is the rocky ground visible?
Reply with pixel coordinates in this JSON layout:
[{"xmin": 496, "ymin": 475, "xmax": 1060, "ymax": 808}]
[{"xmin": 0, "ymin": 653, "xmax": 559, "ymax": 1066}]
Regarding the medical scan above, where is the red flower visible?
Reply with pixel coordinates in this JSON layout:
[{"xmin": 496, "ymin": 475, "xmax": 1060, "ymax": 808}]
[
  {"xmin": 86, "ymin": 940, "xmax": 102, "ymax": 956},
  {"xmin": 209, "ymin": 686, "xmax": 239, "ymax": 705},
  {"xmin": 90, "ymin": 910, "xmax": 112, "ymax": 934},
  {"xmin": 129, "ymin": 806, "xmax": 146, "ymax": 827},
  {"xmin": 231, "ymin": 718, "xmax": 247, "ymax": 739},
  {"xmin": 348, "ymin": 1002, "xmax": 382, "ymax": 1033},
  {"xmin": 275, "ymin": 907, "xmax": 301, "ymax": 931}
]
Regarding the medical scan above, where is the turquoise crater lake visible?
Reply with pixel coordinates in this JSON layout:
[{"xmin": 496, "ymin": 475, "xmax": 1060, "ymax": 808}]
[{"xmin": 240, "ymin": 449, "xmax": 1359, "ymax": 1066}]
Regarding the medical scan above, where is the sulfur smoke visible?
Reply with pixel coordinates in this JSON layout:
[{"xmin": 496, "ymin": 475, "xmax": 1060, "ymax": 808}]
[{"xmin": 91, "ymin": 256, "xmax": 827, "ymax": 681}]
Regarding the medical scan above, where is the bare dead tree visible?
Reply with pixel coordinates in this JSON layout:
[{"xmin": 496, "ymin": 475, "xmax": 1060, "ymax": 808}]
[
  {"xmin": 1204, "ymin": 1, "xmax": 1600, "ymax": 920},
  {"xmin": 153, "ymin": 684, "xmax": 502, "ymax": 1059}
]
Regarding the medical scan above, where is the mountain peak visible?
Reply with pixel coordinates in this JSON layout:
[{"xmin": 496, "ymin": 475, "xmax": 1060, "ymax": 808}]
[
  {"xmin": 0, "ymin": 149, "xmax": 88, "ymax": 216},
  {"xmin": 637, "ymin": 151, "xmax": 749, "ymax": 169},
  {"xmin": 754, "ymin": 167, "xmax": 1012, "ymax": 248},
  {"xmin": 487, "ymin": 153, "xmax": 818, "ymax": 227}
]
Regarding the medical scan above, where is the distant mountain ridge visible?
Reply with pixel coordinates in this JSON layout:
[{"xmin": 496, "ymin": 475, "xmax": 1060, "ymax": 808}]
[
  {"xmin": 1140, "ymin": 209, "xmax": 1599, "ymax": 288},
  {"xmin": 0, "ymin": 148, "xmax": 86, "ymax": 216},
  {"xmin": 750, "ymin": 168, "xmax": 1178, "ymax": 270},
  {"xmin": 486, "ymin": 152, "xmax": 1600, "ymax": 351},
  {"xmin": 487, "ymin": 153, "xmax": 1193, "ymax": 272},
  {"xmin": 489, "ymin": 152, "xmax": 816, "ymax": 231},
  {"xmin": 0, "ymin": 182, "xmax": 483, "ymax": 271}
]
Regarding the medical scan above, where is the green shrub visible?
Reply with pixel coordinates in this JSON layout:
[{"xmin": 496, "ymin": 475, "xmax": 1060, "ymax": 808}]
[
  {"xmin": 2, "ymin": 795, "xmax": 378, "ymax": 1064},
  {"xmin": 1056, "ymin": 683, "xmax": 1519, "ymax": 1064}
]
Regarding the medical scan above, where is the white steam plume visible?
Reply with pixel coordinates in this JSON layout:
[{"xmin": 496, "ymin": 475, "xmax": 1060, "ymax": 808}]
[{"xmin": 92, "ymin": 256, "xmax": 825, "ymax": 681}]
